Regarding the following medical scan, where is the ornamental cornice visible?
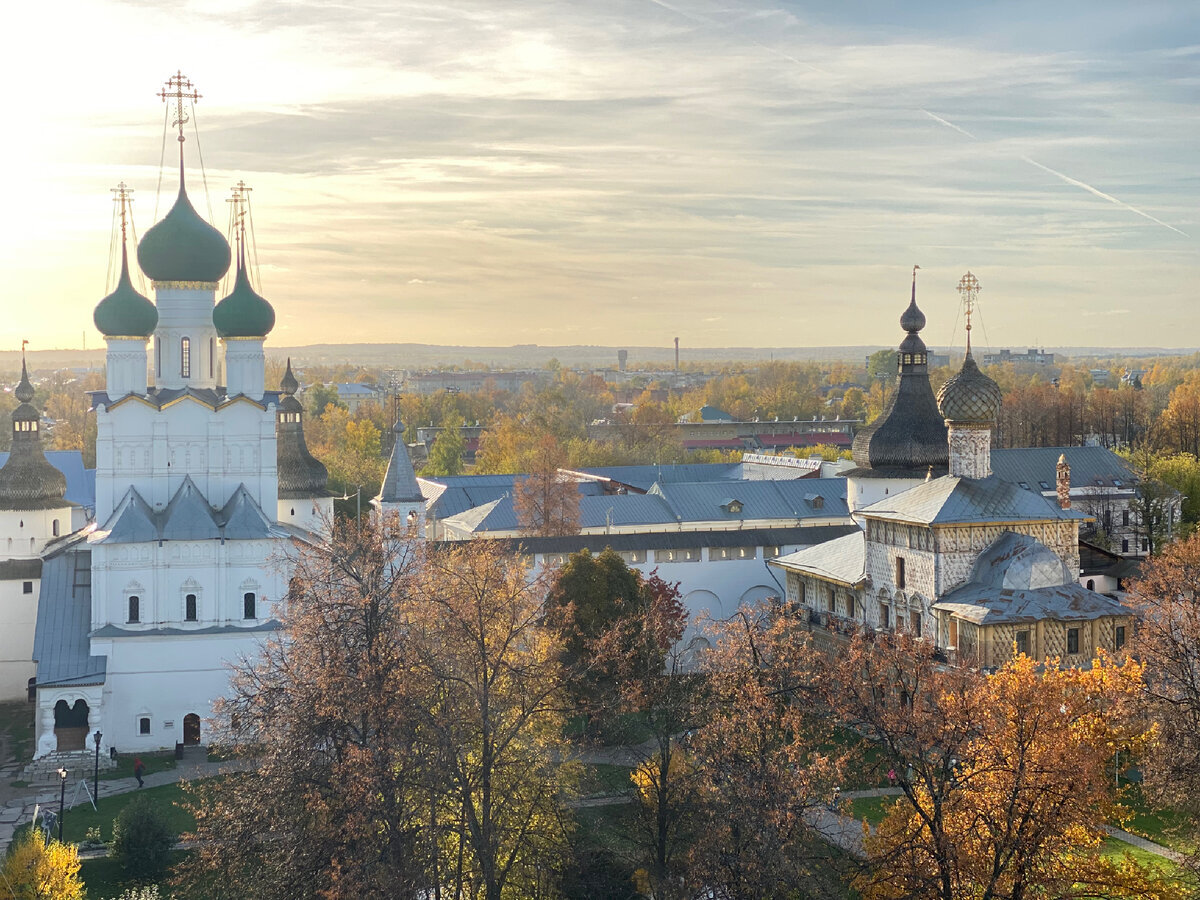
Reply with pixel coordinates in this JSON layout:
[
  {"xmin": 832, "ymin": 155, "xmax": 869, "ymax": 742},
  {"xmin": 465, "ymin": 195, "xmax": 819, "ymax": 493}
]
[
  {"xmin": 223, "ymin": 336, "xmax": 267, "ymax": 342},
  {"xmin": 152, "ymin": 280, "xmax": 219, "ymax": 291},
  {"xmin": 104, "ymin": 336, "xmax": 152, "ymax": 343}
]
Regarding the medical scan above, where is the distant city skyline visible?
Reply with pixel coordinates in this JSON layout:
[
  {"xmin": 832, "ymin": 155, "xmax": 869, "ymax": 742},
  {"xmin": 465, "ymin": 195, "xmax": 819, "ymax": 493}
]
[{"xmin": 2, "ymin": 1, "xmax": 1195, "ymax": 351}]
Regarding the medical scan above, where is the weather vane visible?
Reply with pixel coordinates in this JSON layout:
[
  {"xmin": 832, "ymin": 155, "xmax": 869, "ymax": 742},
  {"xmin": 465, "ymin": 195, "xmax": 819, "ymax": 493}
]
[
  {"xmin": 111, "ymin": 182, "xmax": 134, "ymax": 243},
  {"xmin": 158, "ymin": 71, "xmax": 201, "ymax": 144},
  {"xmin": 957, "ymin": 271, "xmax": 981, "ymax": 352}
]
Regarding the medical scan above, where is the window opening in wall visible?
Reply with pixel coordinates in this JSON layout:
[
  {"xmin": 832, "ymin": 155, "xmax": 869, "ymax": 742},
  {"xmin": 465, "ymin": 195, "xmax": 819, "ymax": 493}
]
[
  {"xmin": 1122, "ymin": 510, "xmax": 1130, "ymax": 526},
  {"xmin": 881, "ymin": 604, "xmax": 890, "ymax": 629},
  {"xmin": 52, "ymin": 519, "xmax": 59, "ymax": 537},
  {"xmin": 1067, "ymin": 627, "xmax": 1079, "ymax": 654},
  {"xmin": 185, "ymin": 594, "xmax": 197, "ymax": 622},
  {"xmin": 847, "ymin": 595, "xmax": 855, "ymax": 618},
  {"xmin": 128, "ymin": 595, "xmax": 140, "ymax": 623},
  {"xmin": 1142, "ymin": 539, "xmax": 1149, "ymax": 552},
  {"xmin": 1116, "ymin": 625, "xmax": 1126, "ymax": 649},
  {"xmin": 798, "ymin": 582, "xmax": 806, "ymax": 605},
  {"xmin": 209, "ymin": 338, "xmax": 214, "ymax": 376},
  {"xmin": 895, "ymin": 557, "xmax": 906, "ymax": 589},
  {"xmin": 181, "ymin": 337, "xmax": 191, "ymax": 378},
  {"xmin": 156, "ymin": 340, "xmax": 161, "ymax": 377},
  {"xmin": 826, "ymin": 589, "xmax": 835, "ymax": 613},
  {"xmin": 1086, "ymin": 579, "xmax": 1095, "ymax": 591},
  {"xmin": 910, "ymin": 611, "xmax": 921, "ymax": 636},
  {"xmin": 22, "ymin": 581, "xmax": 33, "ymax": 594},
  {"xmin": 139, "ymin": 717, "xmax": 151, "ymax": 735},
  {"xmin": 243, "ymin": 592, "xmax": 256, "ymax": 619},
  {"xmin": 1015, "ymin": 630, "xmax": 1030, "ymax": 656},
  {"xmin": 1121, "ymin": 539, "xmax": 1129, "ymax": 553}
]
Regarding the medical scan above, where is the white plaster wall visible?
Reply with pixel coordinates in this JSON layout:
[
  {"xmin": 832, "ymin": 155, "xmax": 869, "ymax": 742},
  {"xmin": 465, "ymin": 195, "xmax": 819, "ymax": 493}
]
[
  {"xmin": 278, "ymin": 496, "xmax": 334, "ymax": 537},
  {"xmin": 847, "ymin": 474, "xmax": 926, "ymax": 513},
  {"xmin": 224, "ymin": 339, "xmax": 265, "ymax": 398},
  {"xmin": 90, "ymin": 538, "xmax": 289, "ymax": 630},
  {"xmin": 105, "ymin": 339, "xmax": 150, "ymax": 397},
  {"xmin": 0, "ymin": 507, "xmax": 74, "ymax": 558},
  {"xmin": 0, "ymin": 578, "xmax": 38, "ymax": 700},
  {"xmin": 152, "ymin": 286, "xmax": 219, "ymax": 391},
  {"xmin": 95, "ymin": 398, "xmax": 278, "ymax": 521}
]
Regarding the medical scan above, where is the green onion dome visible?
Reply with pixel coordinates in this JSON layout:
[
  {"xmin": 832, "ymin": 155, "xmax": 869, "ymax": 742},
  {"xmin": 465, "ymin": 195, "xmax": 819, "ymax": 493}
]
[
  {"xmin": 213, "ymin": 249, "xmax": 275, "ymax": 338},
  {"xmin": 137, "ymin": 173, "xmax": 230, "ymax": 283},
  {"xmin": 94, "ymin": 248, "xmax": 158, "ymax": 337}
]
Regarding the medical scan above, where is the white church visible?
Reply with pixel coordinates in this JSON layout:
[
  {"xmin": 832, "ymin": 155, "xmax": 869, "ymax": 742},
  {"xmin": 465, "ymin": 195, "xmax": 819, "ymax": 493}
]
[{"xmin": 23, "ymin": 78, "xmax": 345, "ymax": 760}]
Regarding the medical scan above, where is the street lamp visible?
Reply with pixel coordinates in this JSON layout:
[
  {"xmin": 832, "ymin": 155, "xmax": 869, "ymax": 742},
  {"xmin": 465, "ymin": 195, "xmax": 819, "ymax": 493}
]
[
  {"xmin": 56, "ymin": 767, "xmax": 67, "ymax": 842},
  {"xmin": 93, "ymin": 730, "xmax": 102, "ymax": 807}
]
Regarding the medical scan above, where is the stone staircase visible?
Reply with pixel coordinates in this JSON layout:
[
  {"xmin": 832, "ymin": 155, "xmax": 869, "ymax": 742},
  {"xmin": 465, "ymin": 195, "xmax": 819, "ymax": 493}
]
[{"xmin": 21, "ymin": 750, "xmax": 116, "ymax": 784}]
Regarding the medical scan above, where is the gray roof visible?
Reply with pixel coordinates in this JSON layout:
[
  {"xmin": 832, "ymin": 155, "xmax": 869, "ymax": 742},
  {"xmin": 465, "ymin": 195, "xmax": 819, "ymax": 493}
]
[
  {"xmin": 32, "ymin": 548, "xmax": 107, "ymax": 688},
  {"xmin": 990, "ymin": 446, "xmax": 1138, "ymax": 492},
  {"xmin": 471, "ymin": 524, "xmax": 859, "ymax": 555},
  {"xmin": 97, "ymin": 480, "xmax": 284, "ymax": 544},
  {"xmin": 770, "ymin": 531, "xmax": 866, "ymax": 587},
  {"xmin": 90, "ymin": 388, "xmax": 280, "ymax": 412},
  {"xmin": 933, "ymin": 532, "xmax": 1132, "ymax": 626},
  {"xmin": 0, "ymin": 558, "xmax": 42, "ymax": 580},
  {"xmin": 860, "ymin": 475, "xmax": 1088, "ymax": 526},
  {"xmin": 570, "ymin": 463, "xmax": 744, "ymax": 493},
  {"xmin": 420, "ymin": 475, "xmax": 607, "ymax": 520},
  {"xmin": 378, "ymin": 432, "xmax": 424, "ymax": 504},
  {"xmin": 650, "ymin": 478, "xmax": 849, "ymax": 523}
]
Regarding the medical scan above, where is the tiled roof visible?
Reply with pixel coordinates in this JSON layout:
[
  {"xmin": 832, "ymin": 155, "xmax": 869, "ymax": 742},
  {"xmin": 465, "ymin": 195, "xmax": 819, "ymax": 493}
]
[
  {"xmin": 770, "ymin": 531, "xmax": 866, "ymax": 587},
  {"xmin": 861, "ymin": 475, "xmax": 1088, "ymax": 526}
]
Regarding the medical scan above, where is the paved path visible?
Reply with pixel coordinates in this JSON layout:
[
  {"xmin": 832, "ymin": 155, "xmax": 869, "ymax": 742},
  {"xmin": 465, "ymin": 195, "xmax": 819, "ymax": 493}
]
[
  {"xmin": 0, "ymin": 757, "xmax": 254, "ymax": 854},
  {"xmin": 1104, "ymin": 825, "xmax": 1184, "ymax": 863}
]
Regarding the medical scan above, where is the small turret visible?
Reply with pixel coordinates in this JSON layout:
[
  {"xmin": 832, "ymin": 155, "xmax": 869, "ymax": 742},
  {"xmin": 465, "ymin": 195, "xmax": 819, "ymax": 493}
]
[
  {"xmin": 276, "ymin": 360, "xmax": 333, "ymax": 533},
  {"xmin": 0, "ymin": 355, "xmax": 67, "ymax": 509}
]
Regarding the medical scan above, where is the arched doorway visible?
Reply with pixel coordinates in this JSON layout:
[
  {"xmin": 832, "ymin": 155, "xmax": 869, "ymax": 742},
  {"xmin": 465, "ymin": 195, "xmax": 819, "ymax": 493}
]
[
  {"xmin": 183, "ymin": 713, "xmax": 201, "ymax": 746},
  {"xmin": 54, "ymin": 699, "xmax": 89, "ymax": 751}
]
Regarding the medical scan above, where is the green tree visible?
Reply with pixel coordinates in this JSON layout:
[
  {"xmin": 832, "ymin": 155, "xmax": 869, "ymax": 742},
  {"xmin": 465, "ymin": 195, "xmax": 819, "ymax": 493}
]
[
  {"xmin": 867, "ymin": 349, "xmax": 898, "ymax": 384},
  {"xmin": 422, "ymin": 412, "xmax": 465, "ymax": 477},
  {"xmin": 304, "ymin": 382, "xmax": 344, "ymax": 418},
  {"xmin": 111, "ymin": 793, "xmax": 177, "ymax": 884}
]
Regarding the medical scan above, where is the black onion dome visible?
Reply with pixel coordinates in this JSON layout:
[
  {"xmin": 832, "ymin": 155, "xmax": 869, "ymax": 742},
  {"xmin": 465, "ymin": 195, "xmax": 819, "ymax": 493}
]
[
  {"xmin": 137, "ymin": 171, "xmax": 231, "ymax": 283},
  {"xmin": 276, "ymin": 359, "xmax": 329, "ymax": 498},
  {"xmin": 938, "ymin": 351, "xmax": 1002, "ymax": 424},
  {"xmin": 0, "ymin": 361, "xmax": 67, "ymax": 509},
  {"xmin": 851, "ymin": 276, "xmax": 947, "ymax": 473},
  {"xmin": 94, "ymin": 248, "xmax": 158, "ymax": 337}
]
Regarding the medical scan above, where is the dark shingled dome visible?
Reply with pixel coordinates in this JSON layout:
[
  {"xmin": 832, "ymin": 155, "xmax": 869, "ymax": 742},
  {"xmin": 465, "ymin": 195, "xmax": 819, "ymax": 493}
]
[
  {"xmin": 0, "ymin": 361, "xmax": 68, "ymax": 510},
  {"xmin": 213, "ymin": 250, "xmax": 275, "ymax": 338},
  {"xmin": 276, "ymin": 360, "xmax": 329, "ymax": 498},
  {"xmin": 137, "ymin": 173, "xmax": 231, "ymax": 283},
  {"xmin": 94, "ymin": 248, "xmax": 158, "ymax": 337},
  {"xmin": 851, "ymin": 277, "xmax": 948, "ymax": 473},
  {"xmin": 938, "ymin": 351, "xmax": 1002, "ymax": 424}
]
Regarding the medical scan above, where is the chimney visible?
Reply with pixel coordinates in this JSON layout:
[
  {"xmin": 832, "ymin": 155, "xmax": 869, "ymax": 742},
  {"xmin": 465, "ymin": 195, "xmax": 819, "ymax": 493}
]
[
  {"xmin": 674, "ymin": 337, "xmax": 679, "ymax": 372},
  {"xmin": 1056, "ymin": 454, "xmax": 1071, "ymax": 509}
]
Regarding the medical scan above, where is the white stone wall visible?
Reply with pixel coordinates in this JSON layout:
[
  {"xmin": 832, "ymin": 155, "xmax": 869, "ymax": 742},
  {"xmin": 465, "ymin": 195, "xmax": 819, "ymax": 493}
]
[
  {"xmin": 105, "ymin": 338, "xmax": 151, "ymax": 398},
  {"xmin": 847, "ymin": 474, "xmax": 926, "ymax": 513},
  {"xmin": 152, "ymin": 286, "xmax": 221, "ymax": 391},
  {"xmin": 0, "ymin": 578, "xmax": 38, "ymax": 701},
  {"xmin": 223, "ymin": 339, "xmax": 265, "ymax": 398},
  {"xmin": 278, "ymin": 496, "xmax": 335, "ymax": 537},
  {"xmin": 947, "ymin": 425, "xmax": 991, "ymax": 479}
]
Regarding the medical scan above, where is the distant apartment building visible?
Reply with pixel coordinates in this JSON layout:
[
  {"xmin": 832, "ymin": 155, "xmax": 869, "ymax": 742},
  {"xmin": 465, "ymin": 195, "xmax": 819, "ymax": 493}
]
[{"xmin": 981, "ymin": 348, "xmax": 1055, "ymax": 366}]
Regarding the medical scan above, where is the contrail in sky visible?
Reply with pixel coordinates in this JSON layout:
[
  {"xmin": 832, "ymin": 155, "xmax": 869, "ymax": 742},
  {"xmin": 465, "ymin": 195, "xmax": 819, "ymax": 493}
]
[{"xmin": 646, "ymin": 0, "xmax": 1188, "ymax": 239}]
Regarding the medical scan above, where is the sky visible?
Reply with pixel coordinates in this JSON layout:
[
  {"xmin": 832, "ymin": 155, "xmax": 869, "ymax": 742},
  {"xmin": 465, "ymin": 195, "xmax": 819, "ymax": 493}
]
[{"xmin": 1, "ymin": 0, "xmax": 1197, "ymax": 353}]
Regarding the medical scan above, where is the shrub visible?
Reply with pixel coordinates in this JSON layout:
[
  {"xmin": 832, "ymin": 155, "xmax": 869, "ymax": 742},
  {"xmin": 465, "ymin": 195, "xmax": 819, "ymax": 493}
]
[
  {"xmin": 116, "ymin": 887, "xmax": 163, "ymax": 900},
  {"xmin": 110, "ymin": 793, "xmax": 176, "ymax": 882},
  {"xmin": 0, "ymin": 828, "xmax": 85, "ymax": 899}
]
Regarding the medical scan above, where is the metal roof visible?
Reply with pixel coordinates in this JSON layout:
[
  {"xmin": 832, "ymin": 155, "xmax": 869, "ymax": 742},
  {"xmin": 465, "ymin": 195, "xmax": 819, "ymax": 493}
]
[
  {"xmin": 378, "ymin": 434, "xmax": 424, "ymax": 504},
  {"xmin": 96, "ymin": 481, "xmax": 283, "ymax": 544},
  {"xmin": 990, "ymin": 446, "xmax": 1137, "ymax": 492},
  {"xmin": 32, "ymin": 548, "xmax": 107, "ymax": 688},
  {"xmin": 770, "ymin": 531, "xmax": 866, "ymax": 587},
  {"xmin": 861, "ymin": 475, "xmax": 1088, "ymax": 526},
  {"xmin": 571, "ymin": 464, "xmax": 744, "ymax": 493},
  {"xmin": 470, "ymin": 524, "xmax": 859, "ymax": 555},
  {"xmin": 650, "ymin": 478, "xmax": 849, "ymax": 523},
  {"xmin": 91, "ymin": 621, "xmax": 282, "ymax": 638}
]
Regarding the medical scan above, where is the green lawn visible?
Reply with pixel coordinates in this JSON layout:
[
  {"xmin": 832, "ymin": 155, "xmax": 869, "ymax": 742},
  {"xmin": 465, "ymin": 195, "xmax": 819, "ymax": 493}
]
[
  {"xmin": 848, "ymin": 795, "xmax": 894, "ymax": 826},
  {"xmin": 0, "ymin": 698, "xmax": 35, "ymax": 766},
  {"xmin": 58, "ymin": 782, "xmax": 195, "ymax": 843},
  {"xmin": 1115, "ymin": 782, "xmax": 1194, "ymax": 855},
  {"xmin": 579, "ymin": 762, "xmax": 635, "ymax": 797},
  {"xmin": 102, "ymin": 750, "xmax": 177, "ymax": 782},
  {"xmin": 80, "ymin": 850, "xmax": 189, "ymax": 899}
]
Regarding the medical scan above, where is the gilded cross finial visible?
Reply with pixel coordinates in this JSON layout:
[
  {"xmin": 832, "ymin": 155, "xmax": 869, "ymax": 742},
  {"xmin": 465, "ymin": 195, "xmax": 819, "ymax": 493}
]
[
  {"xmin": 158, "ymin": 71, "xmax": 201, "ymax": 144},
  {"xmin": 227, "ymin": 181, "xmax": 253, "ymax": 254},
  {"xmin": 957, "ymin": 271, "xmax": 981, "ymax": 352},
  {"xmin": 111, "ymin": 182, "xmax": 134, "ymax": 243}
]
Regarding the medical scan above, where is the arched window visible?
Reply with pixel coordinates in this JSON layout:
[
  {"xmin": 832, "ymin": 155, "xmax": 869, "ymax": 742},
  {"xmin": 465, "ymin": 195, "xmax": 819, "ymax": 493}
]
[
  {"xmin": 128, "ymin": 595, "xmax": 140, "ymax": 623},
  {"xmin": 156, "ymin": 339, "xmax": 161, "ymax": 378},
  {"xmin": 243, "ymin": 592, "xmax": 256, "ymax": 619},
  {"xmin": 185, "ymin": 594, "xmax": 197, "ymax": 622},
  {"xmin": 1086, "ymin": 579, "xmax": 1095, "ymax": 591},
  {"xmin": 52, "ymin": 519, "xmax": 59, "ymax": 537},
  {"xmin": 209, "ymin": 338, "xmax": 215, "ymax": 377},
  {"xmin": 181, "ymin": 337, "xmax": 191, "ymax": 378}
]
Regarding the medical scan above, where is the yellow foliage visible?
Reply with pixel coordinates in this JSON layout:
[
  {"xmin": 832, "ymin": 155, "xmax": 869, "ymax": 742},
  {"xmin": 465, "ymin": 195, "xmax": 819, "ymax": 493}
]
[{"xmin": 0, "ymin": 828, "xmax": 86, "ymax": 900}]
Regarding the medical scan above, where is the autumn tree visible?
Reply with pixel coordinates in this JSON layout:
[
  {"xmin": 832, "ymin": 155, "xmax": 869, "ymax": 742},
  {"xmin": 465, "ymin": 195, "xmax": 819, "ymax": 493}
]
[
  {"xmin": 1129, "ymin": 533, "xmax": 1200, "ymax": 878},
  {"xmin": 414, "ymin": 540, "xmax": 574, "ymax": 900},
  {"xmin": 513, "ymin": 435, "xmax": 580, "ymax": 536},
  {"xmin": 177, "ymin": 517, "xmax": 430, "ymax": 900},
  {"xmin": 685, "ymin": 606, "xmax": 849, "ymax": 899},
  {"xmin": 836, "ymin": 637, "xmax": 1166, "ymax": 900},
  {"xmin": 0, "ymin": 828, "xmax": 86, "ymax": 900}
]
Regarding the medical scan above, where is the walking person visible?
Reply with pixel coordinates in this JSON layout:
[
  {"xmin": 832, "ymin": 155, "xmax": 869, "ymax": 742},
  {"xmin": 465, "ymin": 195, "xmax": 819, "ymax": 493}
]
[{"xmin": 134, "ymin": 757, "xmax": 145, "ymax": 788}]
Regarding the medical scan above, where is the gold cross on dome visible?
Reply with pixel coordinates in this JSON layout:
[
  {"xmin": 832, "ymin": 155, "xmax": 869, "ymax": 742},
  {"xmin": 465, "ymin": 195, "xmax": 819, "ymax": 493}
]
[
  {"xmin": 158, "ymin": 71, "xmax": 201, "ymax": 143},
  {"xmin": 957, "ymin": 271, "xmax": 981, "ymax": 350},
  {"xmin": 111, "ymin": 182, "xmax": 134, "ymax": 241},
  {"xmin": 227, "ymin": 181, "xmax": 253, "ymax": 244}
]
